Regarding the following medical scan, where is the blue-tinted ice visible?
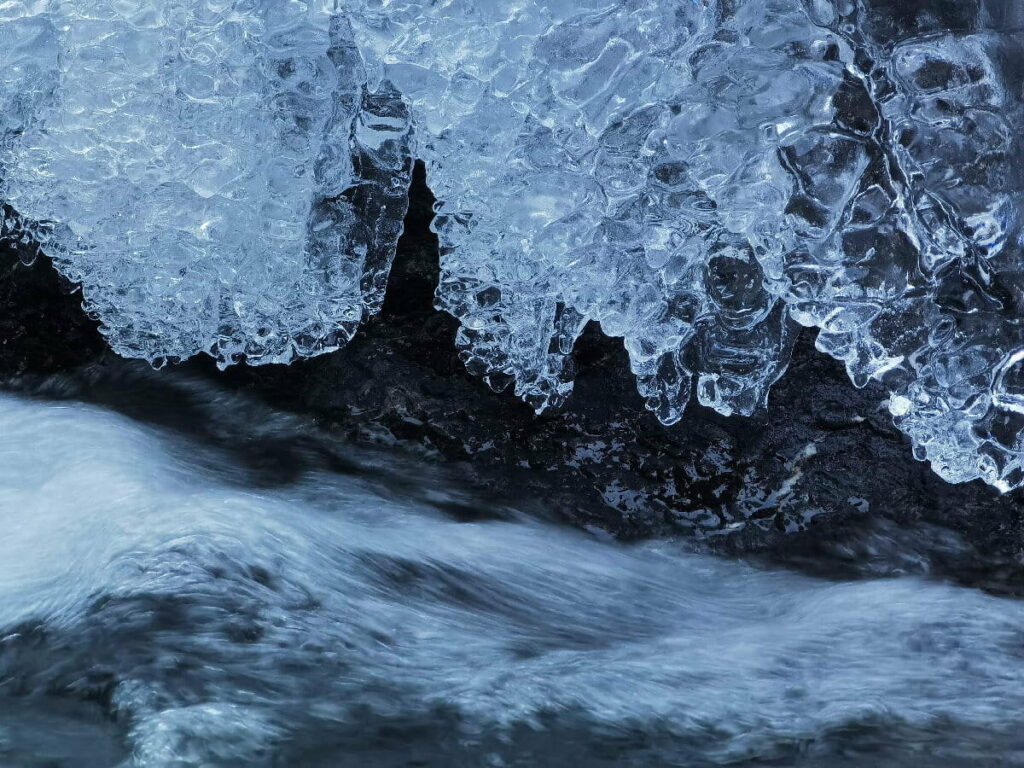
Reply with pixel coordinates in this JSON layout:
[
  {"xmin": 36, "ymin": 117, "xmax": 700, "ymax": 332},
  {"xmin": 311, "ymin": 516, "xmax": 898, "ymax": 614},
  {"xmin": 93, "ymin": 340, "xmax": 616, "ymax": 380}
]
[
  {"xmin": 0, "ymin": 1, "xmax": 412, "ymax": 366},
  {"xmin": 1, "ymin": 0, "xmax": 1023, "ymax": 491}
]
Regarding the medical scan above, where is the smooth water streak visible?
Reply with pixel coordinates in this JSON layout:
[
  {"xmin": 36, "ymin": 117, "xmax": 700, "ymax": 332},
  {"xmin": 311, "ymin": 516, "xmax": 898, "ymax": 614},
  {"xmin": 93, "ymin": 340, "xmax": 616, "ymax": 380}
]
[{"xmin": 1, "ymin": 392, "xmax": 1024, "ymax": 766}]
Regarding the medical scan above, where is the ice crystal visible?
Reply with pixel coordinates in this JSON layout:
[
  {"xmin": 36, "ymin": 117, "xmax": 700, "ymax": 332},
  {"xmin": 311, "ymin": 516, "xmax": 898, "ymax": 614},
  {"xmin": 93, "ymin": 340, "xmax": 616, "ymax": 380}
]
[
  {"xmin": 1, "ymin": 0, "xmax": 1023, "ymax": 491},
  {"xmin": 352, "ymin": 1, "xmax": 804, "ymax": 421},
  {"xmin": 0, "ymin": 0, "xmax": 412, "ymax": 366},
  {"xmin": 353, "ymin": 0, "xmax": 1024, "ymax": 489}
]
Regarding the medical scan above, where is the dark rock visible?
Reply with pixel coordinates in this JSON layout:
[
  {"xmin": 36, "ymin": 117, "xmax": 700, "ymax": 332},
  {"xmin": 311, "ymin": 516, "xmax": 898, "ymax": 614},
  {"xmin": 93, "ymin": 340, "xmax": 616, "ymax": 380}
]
[
  {"xmin": 0, "ymin": 204, "xmax": 107, "ymax": 375},
  {"xmin": 2, "ymin": 163, "xmax": 1022, "ymax": 594}
]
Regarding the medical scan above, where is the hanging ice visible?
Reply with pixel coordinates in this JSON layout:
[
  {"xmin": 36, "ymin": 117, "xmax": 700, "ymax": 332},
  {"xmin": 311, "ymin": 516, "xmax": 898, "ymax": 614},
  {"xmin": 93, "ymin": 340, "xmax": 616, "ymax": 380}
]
[
  {"xmin": 1, "ymin": 0, "xmax": 1023, "ymax": 493},
  {"xmin": 351, "ymin": 1, "xmax": 803, "ymax": 422},
  {"xmin": 0, "ymin": 0, "xmax": 412, "ymax": 366},
  {"xmin": 773, "ymin": 2, "xmax": 1024, "ymax": 490},
  {"xmin": 351, "ymin": 0, "xmax": 1024, "ymax": 491}
]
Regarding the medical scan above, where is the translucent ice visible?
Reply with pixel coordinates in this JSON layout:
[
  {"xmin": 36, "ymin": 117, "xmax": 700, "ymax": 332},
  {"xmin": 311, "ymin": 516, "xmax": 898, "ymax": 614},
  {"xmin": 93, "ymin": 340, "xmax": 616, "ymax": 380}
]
[
  {"xmin": 775, "ymin": 2, "xmax": 1024, "ymax": 490},
  {"xmin": 351, "ymin": 1, "xmax": 806, "ymax": 421},
  {"xmin": 2, "ymin": 0, "xmax": 1023, "ymax": 492},
  {"xmin": 0, "ymin": 0, "xmax": 412, "ymax": 366},
  {"xmin": 351, "ymin": 0, "xmax": 1024, "ymax": 489}
]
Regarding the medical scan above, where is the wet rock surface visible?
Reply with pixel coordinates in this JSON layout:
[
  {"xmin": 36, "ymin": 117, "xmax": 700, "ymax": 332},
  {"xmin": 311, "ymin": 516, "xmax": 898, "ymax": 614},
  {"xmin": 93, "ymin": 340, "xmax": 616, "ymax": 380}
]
[{"xmin": 2, "ymin": 164, "xmax": 1022, "ymax": 594}]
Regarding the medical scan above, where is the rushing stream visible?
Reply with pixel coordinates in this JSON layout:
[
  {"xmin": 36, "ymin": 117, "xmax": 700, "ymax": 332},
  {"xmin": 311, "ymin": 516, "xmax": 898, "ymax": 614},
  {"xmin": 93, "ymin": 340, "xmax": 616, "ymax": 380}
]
[{"xmin": 1, "ymin": 388, "xmax": 1024, "ymax": 767}]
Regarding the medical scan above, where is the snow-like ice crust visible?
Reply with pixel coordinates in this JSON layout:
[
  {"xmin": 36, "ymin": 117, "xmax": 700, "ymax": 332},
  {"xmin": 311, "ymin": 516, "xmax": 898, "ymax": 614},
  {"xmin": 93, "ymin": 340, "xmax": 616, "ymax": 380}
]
[{"xmin": 1, "ymin": 1, "xmax": 1023, "ymax": 491}]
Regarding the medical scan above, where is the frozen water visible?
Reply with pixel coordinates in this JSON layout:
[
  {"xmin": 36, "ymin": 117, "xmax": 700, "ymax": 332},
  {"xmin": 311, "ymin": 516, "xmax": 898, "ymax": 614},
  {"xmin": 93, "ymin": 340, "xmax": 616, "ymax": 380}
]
[
  {"xmin": 351, "ymin": 0, "xmax": 804, "ymax": 421},
  {"xmin": 1, "ymin": 0, "xmax": 1023, "ymax": 491},
  {"xmin": 0, "ymin": 0, "xmax": 412, "ymax": 366},
  {"xmin": 351, "ymin": 0, "xmax": 1024, "ymax": 489},
  {"xmin": 766, "ymin": 1, "xmax": 1024, "ymax": 490}
]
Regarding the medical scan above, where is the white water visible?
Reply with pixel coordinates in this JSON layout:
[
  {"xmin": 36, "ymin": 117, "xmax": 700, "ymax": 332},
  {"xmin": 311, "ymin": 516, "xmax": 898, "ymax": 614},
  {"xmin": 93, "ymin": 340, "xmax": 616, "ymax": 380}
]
[{"xmin": 1, "ymin": 392, "xmax": 1024, "ymax": 767}]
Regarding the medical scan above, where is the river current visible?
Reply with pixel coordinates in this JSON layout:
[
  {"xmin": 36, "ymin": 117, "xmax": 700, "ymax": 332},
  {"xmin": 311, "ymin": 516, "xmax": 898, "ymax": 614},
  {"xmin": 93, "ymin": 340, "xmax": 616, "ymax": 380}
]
[{"xmin": 1, "ymin": 385, "xmax": 1023, "ymax": 767}]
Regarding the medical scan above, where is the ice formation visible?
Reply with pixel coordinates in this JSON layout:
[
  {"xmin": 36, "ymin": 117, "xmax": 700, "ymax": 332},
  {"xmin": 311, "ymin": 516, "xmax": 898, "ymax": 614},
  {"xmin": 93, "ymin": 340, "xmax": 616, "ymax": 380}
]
[
  {"xmin": 0, "ymin": 0, "xmax": 412, "ymax": 365},
  {"xmin": 351, "ymin": 0, "xmax": 805, "ymax": 422},
  {"xmin": 1, "ymin": 0, "xmax": 1023, "ymax": 491},
  {"xmin": 353, "ymin": 0, "xmax": 1024, "ymax": 490},
  {"xmin": 778, "ymin": 2, "xmax": 1024, "ymax": 490}
]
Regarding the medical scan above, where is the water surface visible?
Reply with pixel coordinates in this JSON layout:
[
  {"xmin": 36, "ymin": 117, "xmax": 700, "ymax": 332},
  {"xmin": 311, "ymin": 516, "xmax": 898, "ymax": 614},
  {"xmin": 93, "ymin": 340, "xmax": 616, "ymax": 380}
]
[{"xmin": 1, "ymin": 391, "xmax": 1023, "ymax": 767}]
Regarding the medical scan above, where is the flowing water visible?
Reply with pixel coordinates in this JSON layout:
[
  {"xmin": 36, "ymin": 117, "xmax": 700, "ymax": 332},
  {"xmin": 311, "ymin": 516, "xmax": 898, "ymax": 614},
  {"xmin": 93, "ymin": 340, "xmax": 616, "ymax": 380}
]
[{"xmin": 1, "ymin": 385, "xmax": 1024, "ymax": 767}]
